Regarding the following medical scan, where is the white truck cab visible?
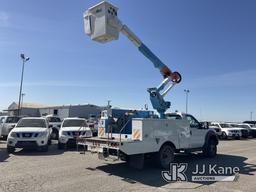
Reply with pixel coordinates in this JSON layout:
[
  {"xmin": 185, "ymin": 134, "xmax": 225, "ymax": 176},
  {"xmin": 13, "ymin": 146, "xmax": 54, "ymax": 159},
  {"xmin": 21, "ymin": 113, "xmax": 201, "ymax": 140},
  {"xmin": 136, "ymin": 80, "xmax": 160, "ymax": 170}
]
[
  {"xmin": 210, "ymin": 122, "xmax": 242, "ymax": 139},
  {"xmin": 79, "ymin": 110, "xmax": 218, "ymax": 169},
  {"xmin": 58, "ymin": 117, "xmax": 92, "ymax": 149},
  {"xmin": 7, "ymin": 117, "xmax": 52, "ymax": 153},
  {"xmin": 45, "ymin": 115, "xmax": 62, "ymax": 140}
]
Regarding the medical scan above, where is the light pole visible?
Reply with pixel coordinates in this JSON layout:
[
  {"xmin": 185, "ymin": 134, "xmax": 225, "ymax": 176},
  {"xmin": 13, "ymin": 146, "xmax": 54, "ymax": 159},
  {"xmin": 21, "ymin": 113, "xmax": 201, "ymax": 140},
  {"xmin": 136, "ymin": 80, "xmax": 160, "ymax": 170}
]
[
  {"xmin": 21, "ymin": 93, "xmax": 25, "ymax": 114},
  {"xmin": 184, "ymin": 89, "xmax": 190, "ymax": 114},
  {"xmin": 18, "ymin": 54, "xmax": 29, "ymax": 116}
]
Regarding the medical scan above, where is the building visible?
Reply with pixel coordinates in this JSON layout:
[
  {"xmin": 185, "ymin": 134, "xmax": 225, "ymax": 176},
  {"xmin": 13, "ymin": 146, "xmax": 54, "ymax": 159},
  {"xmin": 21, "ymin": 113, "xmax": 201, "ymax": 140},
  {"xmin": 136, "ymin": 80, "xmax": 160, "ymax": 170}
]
[{"xmin": 5, "ymin": 102, "xmax": 106, "ymax": 120}]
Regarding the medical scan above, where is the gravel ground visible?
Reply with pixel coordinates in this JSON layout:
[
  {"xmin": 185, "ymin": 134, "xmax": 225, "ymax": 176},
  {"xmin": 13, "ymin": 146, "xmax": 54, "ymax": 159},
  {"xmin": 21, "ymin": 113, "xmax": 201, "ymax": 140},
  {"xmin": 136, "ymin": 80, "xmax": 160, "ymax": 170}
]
[{"xmin": 0, "ymin": 139, "xmax": 256, "ymax": 192}]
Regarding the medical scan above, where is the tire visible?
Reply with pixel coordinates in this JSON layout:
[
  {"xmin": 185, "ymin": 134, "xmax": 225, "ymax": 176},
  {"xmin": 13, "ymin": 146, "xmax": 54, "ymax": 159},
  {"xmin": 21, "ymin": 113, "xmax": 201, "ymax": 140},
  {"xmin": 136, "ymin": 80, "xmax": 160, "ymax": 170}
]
[
  {"xmin": 51, "ymin": 129, "xmax": 59, "ymax": 140},
  {"xmin": 48, "ymin": 139, "xmax": 52, "ymax": 145},
  {"xmin": 157, "ymin": 144, "xmax": 175, "ymax": 169},
  {"xmin": 41, "ymin": 145, "xmax": 48, "ymax": 152},
  {"xmin": 7, "ymin": 146, "xmax": 15, "ymax": 153},
  {"xmin": 58, "ymin": 142, "xmax": 65, "ymax": 150},
  {"xmin": 221, "ymin": 132, "xmax": 227, "ymax": 139},
  {"xmin": 203, "ymin": 139, "xmax": 217, "ymax": 158}
]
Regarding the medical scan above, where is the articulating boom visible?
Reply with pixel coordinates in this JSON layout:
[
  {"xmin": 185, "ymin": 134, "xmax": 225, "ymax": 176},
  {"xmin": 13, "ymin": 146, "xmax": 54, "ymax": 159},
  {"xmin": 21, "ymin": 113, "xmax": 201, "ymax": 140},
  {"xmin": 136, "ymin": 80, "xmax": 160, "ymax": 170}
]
[{"xmin": 84, "ymin": 1, "xmax": 182, "ymax": 118}]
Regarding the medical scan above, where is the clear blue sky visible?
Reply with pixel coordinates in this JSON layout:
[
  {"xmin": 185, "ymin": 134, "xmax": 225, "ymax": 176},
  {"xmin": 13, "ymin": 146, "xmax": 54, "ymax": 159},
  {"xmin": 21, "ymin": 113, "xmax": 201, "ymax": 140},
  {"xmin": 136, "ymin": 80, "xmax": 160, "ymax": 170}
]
[{"xmin": 0, "ymin": 0, "xmax": 256, "ymax": 121}]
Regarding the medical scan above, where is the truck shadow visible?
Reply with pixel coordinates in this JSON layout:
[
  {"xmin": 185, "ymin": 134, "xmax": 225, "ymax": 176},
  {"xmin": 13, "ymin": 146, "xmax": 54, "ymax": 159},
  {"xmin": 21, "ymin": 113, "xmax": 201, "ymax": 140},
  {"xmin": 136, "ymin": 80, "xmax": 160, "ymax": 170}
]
[
  {"xmin": 5, "ymin": 143, "xmax": 64, "ymax": 157},
  {"xmin": 95, "ymin": 153, "xmax": 256, "ymax": 187}
]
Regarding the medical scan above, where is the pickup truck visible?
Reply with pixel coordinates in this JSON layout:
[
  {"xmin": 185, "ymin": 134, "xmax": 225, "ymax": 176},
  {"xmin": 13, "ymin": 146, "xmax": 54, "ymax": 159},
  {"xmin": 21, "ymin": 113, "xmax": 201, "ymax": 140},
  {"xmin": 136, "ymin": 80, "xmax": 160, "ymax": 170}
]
[
  {"xmin": 0, "ymin": 116, "xmax": 21, "ymax": 140},
  {"xmin": 45, "ymin": 115, "xmax": 62, "ymax": 140},
  {"xmin": 78, "ymin": 109, "xmax": 218, "ymax": 169}
]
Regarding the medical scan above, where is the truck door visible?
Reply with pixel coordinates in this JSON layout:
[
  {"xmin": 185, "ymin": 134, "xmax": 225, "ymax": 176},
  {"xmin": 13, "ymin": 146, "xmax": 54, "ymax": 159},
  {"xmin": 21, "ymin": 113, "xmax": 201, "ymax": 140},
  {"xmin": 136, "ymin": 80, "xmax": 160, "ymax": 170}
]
[{"xmin": 185, "ymin": 115, "xmax": 207, "ymax": 148}]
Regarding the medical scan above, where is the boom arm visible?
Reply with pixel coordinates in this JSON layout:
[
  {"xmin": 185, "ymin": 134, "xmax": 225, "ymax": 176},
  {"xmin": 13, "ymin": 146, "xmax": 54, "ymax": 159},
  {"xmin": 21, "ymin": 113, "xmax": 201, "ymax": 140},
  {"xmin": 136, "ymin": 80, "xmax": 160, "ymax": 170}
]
[{"xmin": 84, "ymin": 1, "xmax": 182, "ymax": 118}]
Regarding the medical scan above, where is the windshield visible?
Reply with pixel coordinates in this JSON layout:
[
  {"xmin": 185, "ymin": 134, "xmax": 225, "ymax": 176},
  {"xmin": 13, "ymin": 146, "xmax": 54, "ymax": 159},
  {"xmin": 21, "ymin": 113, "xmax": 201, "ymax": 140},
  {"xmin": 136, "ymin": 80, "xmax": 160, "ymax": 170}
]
[
  {"xmin": 166, "ymin": 114, "xmax": 182, "ymax": 120},
  {"xmin": 237, "ymin": 124, "xmax": 250, "ymax": 128},
  {"xmin": 16, "ymin": 119, "xmax": 47, "ymax": 128},
  {"xmin": 62, "ymin": 119, "xmax": 86, "ymax": 127},
  {"xmin": 220, "ymin": 123, "xmax": 233, "ymax": 128},
  {"xmin": 6, "ymin": 117, "xmax": 20, "ymax": 123}
]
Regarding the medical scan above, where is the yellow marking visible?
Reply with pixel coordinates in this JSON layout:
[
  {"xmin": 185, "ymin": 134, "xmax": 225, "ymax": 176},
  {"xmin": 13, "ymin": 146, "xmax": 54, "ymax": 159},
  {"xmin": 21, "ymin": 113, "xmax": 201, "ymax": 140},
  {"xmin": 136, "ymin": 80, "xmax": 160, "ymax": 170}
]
[
  {"xmin": 98, "ymin": 128, "xmax": 105, "ymax": 136},
  {"xmin": 132, "ymin": 129, "xmax": 141, "ymax": 140}
]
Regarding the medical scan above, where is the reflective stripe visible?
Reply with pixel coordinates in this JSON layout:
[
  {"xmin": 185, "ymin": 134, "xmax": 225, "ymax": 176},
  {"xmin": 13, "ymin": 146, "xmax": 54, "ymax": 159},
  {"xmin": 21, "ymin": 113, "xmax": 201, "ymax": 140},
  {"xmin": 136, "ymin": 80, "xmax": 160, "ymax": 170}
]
[
  {"xmin": 132, "ymin": 129, "xmax": 141, "ymax": 140},
  {"xmin": 98, "ymin": 128, "xmax": 105, "ymax": 137}
]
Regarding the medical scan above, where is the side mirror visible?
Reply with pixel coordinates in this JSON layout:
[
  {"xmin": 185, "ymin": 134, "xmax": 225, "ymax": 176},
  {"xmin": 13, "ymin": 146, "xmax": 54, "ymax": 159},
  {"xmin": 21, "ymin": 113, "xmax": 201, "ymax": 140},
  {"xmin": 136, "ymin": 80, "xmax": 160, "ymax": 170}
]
[{"xmin": 199, "ymin": 122, "xmax": 209, "ymax": 129}]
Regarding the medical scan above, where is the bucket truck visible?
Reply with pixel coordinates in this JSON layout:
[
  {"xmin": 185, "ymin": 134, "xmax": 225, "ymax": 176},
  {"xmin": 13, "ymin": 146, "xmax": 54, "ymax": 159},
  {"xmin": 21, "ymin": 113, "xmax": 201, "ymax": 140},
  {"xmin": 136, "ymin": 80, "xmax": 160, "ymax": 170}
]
[{"xmin": 79, "ymin": 1, "xmax": 218, "ymax": 169}]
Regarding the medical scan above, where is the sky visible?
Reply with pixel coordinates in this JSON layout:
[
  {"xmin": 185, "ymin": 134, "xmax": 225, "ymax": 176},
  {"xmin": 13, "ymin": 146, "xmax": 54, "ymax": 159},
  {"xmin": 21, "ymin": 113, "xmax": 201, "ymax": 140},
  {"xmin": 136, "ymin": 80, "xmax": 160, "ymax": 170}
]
[{"xmin": 0, "ymin": 0, "xmax": 256, "ymax": 121}]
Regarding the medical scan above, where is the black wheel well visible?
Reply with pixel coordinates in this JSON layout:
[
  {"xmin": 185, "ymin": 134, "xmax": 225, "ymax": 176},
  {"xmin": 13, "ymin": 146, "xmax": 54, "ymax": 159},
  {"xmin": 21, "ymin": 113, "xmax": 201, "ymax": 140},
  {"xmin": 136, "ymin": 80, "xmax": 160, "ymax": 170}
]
[
  {"xmin": 161, "ymin": 141, "xmax": 176, "ymax": 150},
  {"xmin": 208, "ymin": 135, "xmax": 218, "ymax": 145}
]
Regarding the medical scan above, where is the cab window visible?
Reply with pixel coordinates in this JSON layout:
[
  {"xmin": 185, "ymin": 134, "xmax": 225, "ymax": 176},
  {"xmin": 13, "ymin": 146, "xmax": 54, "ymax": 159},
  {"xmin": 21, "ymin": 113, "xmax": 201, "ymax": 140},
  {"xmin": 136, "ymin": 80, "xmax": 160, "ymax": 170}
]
[{"xmin": 185, "ymin": 115, "xmax": 200, "ymax": 128}]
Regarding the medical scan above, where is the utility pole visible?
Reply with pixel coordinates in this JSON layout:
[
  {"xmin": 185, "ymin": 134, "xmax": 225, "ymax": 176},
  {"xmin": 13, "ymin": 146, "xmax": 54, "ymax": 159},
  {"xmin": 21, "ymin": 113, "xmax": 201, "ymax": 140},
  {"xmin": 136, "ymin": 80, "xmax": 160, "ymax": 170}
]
[
  {"xmin": 184, "ymin": 89, "xmax": 190, "ymax": 114},
  {"xmin": 18, "ymin": 54, "xmax": 30, "ymax": 116}
]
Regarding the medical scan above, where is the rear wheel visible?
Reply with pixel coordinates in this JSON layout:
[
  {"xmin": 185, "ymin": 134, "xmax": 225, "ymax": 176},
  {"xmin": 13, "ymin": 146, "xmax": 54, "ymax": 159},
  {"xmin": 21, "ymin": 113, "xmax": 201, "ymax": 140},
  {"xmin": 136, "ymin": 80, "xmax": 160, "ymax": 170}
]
[
  {"xmin": 203, "ymin": 139, "xmax": 217, "ymax": 158},
  {"xmin": 7, "ymin": 146, "xmax": 15, "ymax": 153},
  {"xmin": 157, "ymin": 144, "xmax": 175, "ymax": 169},
  {"xmin": 51, "ymin": 129, "xmax": 59, "ymax": 140}
]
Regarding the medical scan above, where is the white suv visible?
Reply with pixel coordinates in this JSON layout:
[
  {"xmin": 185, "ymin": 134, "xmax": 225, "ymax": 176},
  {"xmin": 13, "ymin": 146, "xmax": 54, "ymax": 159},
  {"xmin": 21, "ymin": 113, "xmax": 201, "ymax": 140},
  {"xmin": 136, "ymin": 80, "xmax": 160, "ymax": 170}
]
[
  {"xmin": 7, "ymin": 117, "xmax": 52, "ymax": 153},
  {"xmin": 58, "ymin": 118, "xmax": 92, "ymax": 149},
  {"xmin": 210, "ymin": 122, "xmax": 242, "ymax": 139}
]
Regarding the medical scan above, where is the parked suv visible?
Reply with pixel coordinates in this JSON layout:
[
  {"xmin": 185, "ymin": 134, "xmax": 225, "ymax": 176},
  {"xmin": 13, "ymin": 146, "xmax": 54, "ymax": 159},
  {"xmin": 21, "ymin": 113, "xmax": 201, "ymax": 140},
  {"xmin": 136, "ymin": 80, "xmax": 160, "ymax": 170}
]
[
  {"xmin": 45, "ymin": 115, "xmax": 62, "ymax": 140},
  {"xmin": 0, "ymin": 116, "xmax": 21, "ymax": 140},
  {"xmin": 58, "ymin": 117, "xmax": 92, "ymax": 149},
  {"xmin": 210, "ymin": 122, "xmax": 242, "ymax": 139},
  {"xmin": 230, "ymin": 123, "xmax": 251, "ymax": 138},
  {"xmin": 7, "ymin": 117, "xmax": 52, "ymax": 153}
]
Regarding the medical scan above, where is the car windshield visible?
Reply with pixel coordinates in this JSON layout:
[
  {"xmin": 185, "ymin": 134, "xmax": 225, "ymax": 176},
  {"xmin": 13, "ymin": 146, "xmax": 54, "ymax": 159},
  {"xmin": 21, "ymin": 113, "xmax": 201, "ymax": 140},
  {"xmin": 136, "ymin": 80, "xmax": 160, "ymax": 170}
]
[
  {"xmin": 6, "ymin": 117, "xmax": 20, "ymax": 123},
  {"xmin": 220, "ymin": 123, "xmax": 233, "ymax": 128},
  {"xmin": 16, "ymin": 119, "xmax": 47, "ymax": 128},
  {"xmin": 238, "ymin": 124, "xmax": 250, "ymax": 129},
  {"xmin": 62, "ymin": 119, "xmax": 86, "ymax": 127}
]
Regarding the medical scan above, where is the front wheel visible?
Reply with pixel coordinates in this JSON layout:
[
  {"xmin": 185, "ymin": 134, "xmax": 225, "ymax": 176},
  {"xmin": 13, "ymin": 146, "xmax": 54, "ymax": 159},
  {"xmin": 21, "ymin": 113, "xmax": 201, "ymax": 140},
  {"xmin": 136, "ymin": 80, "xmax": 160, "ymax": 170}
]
[
  {"xmin": 203, "ymin": 139, "xmax": 217, "ymax": 158},
  {"xmin": 51, "ymin": 129, "xmax": 59, "ymax": 140},
  {"xmin": 221, "ymin": 132, "xmax": 227, "ymax": 139},
  {"xmin": 157, "ymin": 144, "xmax": 175, "ymax": 169}
]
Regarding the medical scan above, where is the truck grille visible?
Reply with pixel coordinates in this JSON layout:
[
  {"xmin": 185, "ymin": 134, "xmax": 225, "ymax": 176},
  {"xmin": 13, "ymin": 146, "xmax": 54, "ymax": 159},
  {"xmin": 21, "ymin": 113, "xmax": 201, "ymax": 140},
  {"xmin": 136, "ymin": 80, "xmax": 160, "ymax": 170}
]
[
  {"xmin": 67, "ymin": 131, "xmax": 87, "ymax": 137},
  {"xmin": 17, "ymin": 133, "xmax": 38, "ymax": 138}
]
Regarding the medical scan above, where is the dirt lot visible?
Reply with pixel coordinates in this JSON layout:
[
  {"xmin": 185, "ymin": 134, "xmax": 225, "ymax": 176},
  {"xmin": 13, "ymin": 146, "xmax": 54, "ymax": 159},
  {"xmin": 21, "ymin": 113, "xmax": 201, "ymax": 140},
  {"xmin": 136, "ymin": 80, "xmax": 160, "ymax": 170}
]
[{"xmin": 0, "ymin": 139, "xmax": 256, "ymax": 192}]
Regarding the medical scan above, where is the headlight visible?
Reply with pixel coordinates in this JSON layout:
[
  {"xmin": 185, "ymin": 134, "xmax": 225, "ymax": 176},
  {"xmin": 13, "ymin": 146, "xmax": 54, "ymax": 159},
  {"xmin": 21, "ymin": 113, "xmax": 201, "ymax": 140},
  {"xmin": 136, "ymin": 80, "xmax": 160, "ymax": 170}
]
[
  {"xmin": 38, "ymin": 132, "xmax": 48, "ymax": 137},
  {"xmin": 10, "ymin": 132, "xmax": 17, "ymax": 138}
]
